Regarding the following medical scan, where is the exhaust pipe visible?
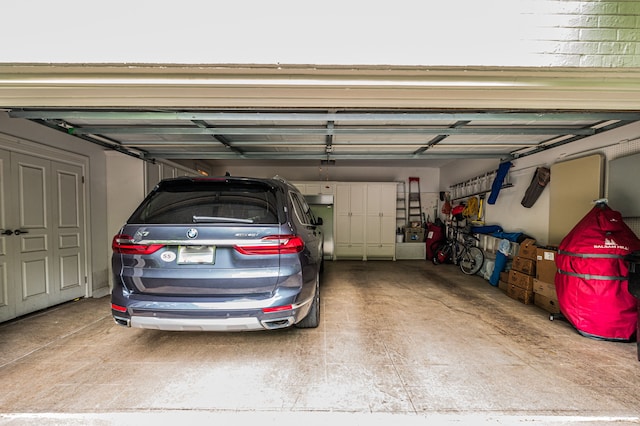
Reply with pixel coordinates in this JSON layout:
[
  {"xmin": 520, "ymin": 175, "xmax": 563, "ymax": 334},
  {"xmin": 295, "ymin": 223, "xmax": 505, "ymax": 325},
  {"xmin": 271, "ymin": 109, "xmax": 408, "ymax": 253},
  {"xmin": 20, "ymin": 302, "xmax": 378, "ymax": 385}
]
[
  {"xmin": 113, "ymin": 316, "xmax": 131, "ymax": 327},
  {"xmin": 261, "ymin": 317, "xmax": 294, "ymax": 330}
]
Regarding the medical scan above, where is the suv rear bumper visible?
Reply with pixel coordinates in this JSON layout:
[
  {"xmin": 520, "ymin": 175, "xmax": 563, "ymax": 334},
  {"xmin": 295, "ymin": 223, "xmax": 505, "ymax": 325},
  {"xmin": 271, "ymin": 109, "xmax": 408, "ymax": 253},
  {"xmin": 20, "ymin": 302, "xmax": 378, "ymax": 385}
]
[
  {"xmin": 111, "ymin": 291, "xmax": 314, "ymax": 331},
  {"xmin": 113, "ymin": 314, "xmax": 295, "ymax": 331}
]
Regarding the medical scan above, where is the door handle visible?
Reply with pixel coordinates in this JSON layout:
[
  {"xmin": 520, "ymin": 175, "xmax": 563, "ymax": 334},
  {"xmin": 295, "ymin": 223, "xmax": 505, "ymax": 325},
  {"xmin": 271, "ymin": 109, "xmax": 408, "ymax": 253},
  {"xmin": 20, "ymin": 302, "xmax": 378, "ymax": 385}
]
[
  {"xmin": 1, "ymin": 229, "xmax": 13, "ymax": 236},
  {"xmin": 14, "ymin": 229, "xmax": 29, "ymax": 235}
]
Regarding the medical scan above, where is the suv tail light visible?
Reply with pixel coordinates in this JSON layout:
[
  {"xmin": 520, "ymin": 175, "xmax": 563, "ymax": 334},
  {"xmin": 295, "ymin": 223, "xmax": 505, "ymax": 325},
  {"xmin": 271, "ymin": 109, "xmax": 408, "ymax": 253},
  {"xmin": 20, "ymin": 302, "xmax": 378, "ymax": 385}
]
[
  {"xmin": 112, "ymin": 234, "xmax": 165, "ymax": 255},
  {"xmin": 234, "ymin": 235, "xmax": 305, "ymax": 255}
]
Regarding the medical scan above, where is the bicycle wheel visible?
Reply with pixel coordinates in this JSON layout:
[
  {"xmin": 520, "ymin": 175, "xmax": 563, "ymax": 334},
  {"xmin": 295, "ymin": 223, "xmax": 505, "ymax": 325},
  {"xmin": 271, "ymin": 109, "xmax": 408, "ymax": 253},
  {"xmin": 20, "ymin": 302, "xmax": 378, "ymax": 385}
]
[{"xmin": 459, "ymin": 246, "xmax": 484, "ymax": 275}]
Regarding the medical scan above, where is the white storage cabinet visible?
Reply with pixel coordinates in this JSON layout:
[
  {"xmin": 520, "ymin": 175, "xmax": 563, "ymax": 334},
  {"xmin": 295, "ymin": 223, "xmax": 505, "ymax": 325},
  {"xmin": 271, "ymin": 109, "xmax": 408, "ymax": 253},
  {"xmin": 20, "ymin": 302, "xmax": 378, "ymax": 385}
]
[
  {"xmin": 335, "ymin": 183, "xmax": 366, "ymax": 259},
  {"xmin": 365, "ymin": 183, "xmax": 397, "ymax": 259}
]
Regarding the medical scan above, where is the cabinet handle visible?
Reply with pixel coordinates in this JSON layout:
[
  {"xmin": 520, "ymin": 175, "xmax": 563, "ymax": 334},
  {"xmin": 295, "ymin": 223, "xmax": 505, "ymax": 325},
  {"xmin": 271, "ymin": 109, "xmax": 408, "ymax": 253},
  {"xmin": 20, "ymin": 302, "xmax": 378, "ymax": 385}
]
[
  {"xmin": 1, "ymin": 229, "xmax": 13, "ymax": 236},
  {"xmin": 14, "ymin": 229, "xmax": 29, "ymax": 235}
]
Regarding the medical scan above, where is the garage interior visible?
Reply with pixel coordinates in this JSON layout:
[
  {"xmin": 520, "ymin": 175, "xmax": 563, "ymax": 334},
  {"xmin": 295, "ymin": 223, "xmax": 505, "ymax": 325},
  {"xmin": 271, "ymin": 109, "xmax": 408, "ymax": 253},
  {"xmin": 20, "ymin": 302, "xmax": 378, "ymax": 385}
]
[
  {"xmin": 2, "ymin": 3, "xmax": 640, "ymax": 422},
  {"xmin": 1, "ymin": 64, "xmax": 640, "ymax": 425}
]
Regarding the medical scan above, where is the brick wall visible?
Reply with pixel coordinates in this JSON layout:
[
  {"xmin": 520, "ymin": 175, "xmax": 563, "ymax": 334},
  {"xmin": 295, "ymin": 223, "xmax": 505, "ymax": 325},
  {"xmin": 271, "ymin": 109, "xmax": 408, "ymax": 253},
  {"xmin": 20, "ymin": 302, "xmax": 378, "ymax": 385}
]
[{"xmin": 524, "ymin": 1, "xmax": 640, "ymax": 67}]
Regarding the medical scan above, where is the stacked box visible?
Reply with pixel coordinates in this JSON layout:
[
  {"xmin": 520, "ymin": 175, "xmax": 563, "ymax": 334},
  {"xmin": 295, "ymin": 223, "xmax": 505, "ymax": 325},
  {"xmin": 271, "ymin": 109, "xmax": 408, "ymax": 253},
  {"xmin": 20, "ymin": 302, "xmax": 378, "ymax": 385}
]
[
  {"xmin": 498, "ymin": 271, "xmax": 509, "ymax": 292},
  {"xmin": 507, "ymin": 282, "xmax": 535, "ymax": 304},
  {"xmin": 404, "ymin": 228, "xmax": 425, "ymax": 242},
  {"xmin": 506, "ymin": 238, "xmax": 537, "ymax": 304},
  {"xmin": 512, "ymin": 256, "xmax": 536, "ymax": 276},
  {"xmin": 535, "ymin": 247, "xmax": 558, "ymax": 284},
  {"xmin": 518, "ymin": 238, "xmax": 537, "ymax": 260},
  {"xmin": 534, "ymin": 247, "xmax": 560, "ymax": 313},
  {"xmin": 533, "ymin": 279, "xmax": 560, "ymax": 314}
]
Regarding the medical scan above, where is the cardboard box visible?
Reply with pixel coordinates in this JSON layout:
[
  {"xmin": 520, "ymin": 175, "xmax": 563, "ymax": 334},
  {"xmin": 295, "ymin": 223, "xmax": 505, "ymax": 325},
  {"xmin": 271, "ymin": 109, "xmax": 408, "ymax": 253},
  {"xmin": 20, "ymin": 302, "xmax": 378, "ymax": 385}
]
[
  {"xmin": 532, "ymin": 278, "xmax": 557, "ymax": 299},
  {"xmin": 534, "ymin": 293, "xmax": 561, "ymax": 314},
  {"xmin": 517, "ymin": 238, "xmax": 537, "ymax": 260},
  {"xmin": 508, "ymin": 269, "xmax": 534, "ymax": 292},
  {"xmin": 404, "ymin": 228, "xmax": 424, "ymax": 242},
  {"xmin": 536, "ymin": 247, "xmax": 558, "ymax": 283},
  {"xmin": 507, "ymin": 283, "xmax": 534, "ymax": 304},
  {"xmin": 512, "ymin": 255, "xmax": 536, "ymax": 276}
]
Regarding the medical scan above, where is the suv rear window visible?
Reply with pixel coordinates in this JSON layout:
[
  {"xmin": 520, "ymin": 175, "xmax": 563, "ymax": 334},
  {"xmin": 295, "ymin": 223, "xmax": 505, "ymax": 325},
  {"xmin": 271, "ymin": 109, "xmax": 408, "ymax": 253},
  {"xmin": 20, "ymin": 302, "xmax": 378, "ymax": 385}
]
[{"xmin": 128, "ymin": 179, "xmax": 281, "ymax": 225}]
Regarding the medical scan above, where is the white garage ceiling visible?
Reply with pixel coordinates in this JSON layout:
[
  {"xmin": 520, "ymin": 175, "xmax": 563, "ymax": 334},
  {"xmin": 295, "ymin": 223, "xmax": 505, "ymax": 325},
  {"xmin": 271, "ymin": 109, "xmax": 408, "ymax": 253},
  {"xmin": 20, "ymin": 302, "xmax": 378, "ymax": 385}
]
[{"xmin": 3, "ymin": 64, "xmax": 640, "ymax": 168}]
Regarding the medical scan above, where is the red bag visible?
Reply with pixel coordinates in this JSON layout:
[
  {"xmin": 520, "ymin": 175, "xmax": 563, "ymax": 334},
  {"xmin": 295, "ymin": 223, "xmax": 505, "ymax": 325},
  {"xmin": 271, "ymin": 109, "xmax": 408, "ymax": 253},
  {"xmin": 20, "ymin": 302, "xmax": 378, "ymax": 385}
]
[
  {"xmin": 556, "ymin": 203, "xmax": 640, "ymax": 341},
  {"xmin": 426, "ymin": 222, "xmax": 445, "ymax": 260},
  {"xmin": 451, "ymin": 204, "xmax": 465, "ymax": 221}
]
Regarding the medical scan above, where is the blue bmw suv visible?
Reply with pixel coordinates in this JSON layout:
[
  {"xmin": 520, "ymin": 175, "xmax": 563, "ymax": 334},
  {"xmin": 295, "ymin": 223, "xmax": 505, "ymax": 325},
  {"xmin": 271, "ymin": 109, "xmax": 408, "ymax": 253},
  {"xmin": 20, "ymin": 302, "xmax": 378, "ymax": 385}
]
[{"xmin": 111, "ymin": 175, "xmax": 323, "ymax": 331}]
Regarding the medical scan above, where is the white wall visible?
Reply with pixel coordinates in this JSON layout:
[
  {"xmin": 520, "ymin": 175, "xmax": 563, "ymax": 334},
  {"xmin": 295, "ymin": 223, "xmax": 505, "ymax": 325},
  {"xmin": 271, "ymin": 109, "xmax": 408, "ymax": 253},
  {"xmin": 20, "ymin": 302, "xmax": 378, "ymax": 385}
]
[
  {"xmin": 441, "ymin": 121, "xmax": 640, "ymax": 245},
  {"xmin": 186, "ymin": 162, "xmax": 441, "ymax": 191}
]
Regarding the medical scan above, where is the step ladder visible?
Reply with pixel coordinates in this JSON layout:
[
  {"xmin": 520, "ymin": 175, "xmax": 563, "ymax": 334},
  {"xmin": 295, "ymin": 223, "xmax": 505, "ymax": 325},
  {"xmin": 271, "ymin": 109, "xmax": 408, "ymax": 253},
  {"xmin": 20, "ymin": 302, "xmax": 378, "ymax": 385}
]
[
  {"xmin": 396, "ymin": 180, "xmax": 407, "ymax": 229},
  {"xmin": 408, "ymin": 177, "xmax": 422, "ymax": 226}
]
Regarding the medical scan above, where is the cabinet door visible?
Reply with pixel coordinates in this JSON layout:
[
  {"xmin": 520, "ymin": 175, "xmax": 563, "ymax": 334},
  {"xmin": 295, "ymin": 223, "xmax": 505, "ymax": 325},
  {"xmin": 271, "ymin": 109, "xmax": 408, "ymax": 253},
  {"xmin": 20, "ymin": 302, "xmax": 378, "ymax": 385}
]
[
  {"xmin": 292, "ymin": 183, "xmax": 306, "ymax": 194},
  {"xmin": 335, "ymin": 184, "xmax": 365, "ymax": 259},
  {"xmin": 335, "ymin": 184, "xmax": 352, "ymax": 245},
  {"xmin": 367, "ymin": 184, "xmax": 396, "ymax": 215},
  {"xmin": 349, "ymin": 184, "xmax": 366, "ymax": 216},
  {"xmin": 335, "ymin": 213, "xmax": 351, "ymax": 245},
  {"xmin": 366, "ymin": 184, "xmax": 396, "ymax": 245},
  {"xmin": 336, "ymin": 184, "xmax": 365, "ymax": 244},
  {"xmin": 305, "ymin": 183, "xmax": 321, "ymax": 195},
  {"xmin": 336, "ymin": 184, "xmax": 352, "ymax": 214},
  {"xmin": 380, "ymin": 185, "xmax": 397, "ymax": 216},
  {"xmin": 380, "ymin": 213, "xmax": 397, "ymax": 244},
  {"xmin": 381, "ymin": 184, "xmax": 397, "ymax": 244}
]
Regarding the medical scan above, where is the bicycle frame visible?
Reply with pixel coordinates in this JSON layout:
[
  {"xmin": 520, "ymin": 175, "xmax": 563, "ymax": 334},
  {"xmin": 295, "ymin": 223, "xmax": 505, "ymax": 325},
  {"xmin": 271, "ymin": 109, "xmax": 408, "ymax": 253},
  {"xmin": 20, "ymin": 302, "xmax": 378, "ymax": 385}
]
[{"xmin": 433, "ymin": 223, "xmax": 484, "ymax": 276}]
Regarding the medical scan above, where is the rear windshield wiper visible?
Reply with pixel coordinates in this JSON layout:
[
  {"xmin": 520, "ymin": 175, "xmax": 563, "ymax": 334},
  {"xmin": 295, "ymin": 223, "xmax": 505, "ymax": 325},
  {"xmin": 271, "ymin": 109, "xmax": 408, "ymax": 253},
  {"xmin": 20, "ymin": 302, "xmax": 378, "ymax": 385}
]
[{"xmin": 192, "ymin": 216, "xmax": 254, "ymax": 224}]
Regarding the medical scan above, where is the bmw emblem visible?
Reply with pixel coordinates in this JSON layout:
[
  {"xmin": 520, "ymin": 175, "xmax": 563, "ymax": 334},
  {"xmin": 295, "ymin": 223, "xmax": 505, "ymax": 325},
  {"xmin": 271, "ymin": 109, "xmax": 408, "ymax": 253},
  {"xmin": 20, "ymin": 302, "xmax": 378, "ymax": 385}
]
[{"xmin": 186, "ymin": 228, "xmax": 198, "ymax": 239}]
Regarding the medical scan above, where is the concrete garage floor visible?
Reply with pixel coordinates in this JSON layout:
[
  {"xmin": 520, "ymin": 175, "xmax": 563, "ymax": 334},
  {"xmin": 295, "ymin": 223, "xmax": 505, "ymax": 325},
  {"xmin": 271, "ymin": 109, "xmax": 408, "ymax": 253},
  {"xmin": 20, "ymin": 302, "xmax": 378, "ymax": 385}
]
[{"xmin": 1, "ymin": 261, "xmax": 640, "ymax": 425}]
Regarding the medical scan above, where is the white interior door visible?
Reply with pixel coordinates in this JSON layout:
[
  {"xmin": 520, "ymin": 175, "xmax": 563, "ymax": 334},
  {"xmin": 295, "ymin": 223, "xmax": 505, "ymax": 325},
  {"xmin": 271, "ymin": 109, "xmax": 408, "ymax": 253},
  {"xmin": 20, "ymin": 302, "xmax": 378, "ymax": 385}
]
[
  {"xmin": 12, "ymin": 152, "xmax": 52, "ymax": 316},
  {"xmin": 52, "ymin": 161, "xmax": 86, "ymax": 305},
  {"xmin": 0, "ymin": 149, "xmax": 15, "ymax": 322},
  {"xmin": 0, "ymin": 149, "xmax": 86, "ymax": 321}
]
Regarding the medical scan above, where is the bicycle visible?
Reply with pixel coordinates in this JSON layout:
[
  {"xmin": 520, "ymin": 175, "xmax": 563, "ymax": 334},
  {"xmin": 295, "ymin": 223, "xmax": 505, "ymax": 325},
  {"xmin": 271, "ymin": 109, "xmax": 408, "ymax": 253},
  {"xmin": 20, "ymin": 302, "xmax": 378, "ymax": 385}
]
[{"xmin": 432, "ymin": 224, "xmax": 485, "ymax": 275}]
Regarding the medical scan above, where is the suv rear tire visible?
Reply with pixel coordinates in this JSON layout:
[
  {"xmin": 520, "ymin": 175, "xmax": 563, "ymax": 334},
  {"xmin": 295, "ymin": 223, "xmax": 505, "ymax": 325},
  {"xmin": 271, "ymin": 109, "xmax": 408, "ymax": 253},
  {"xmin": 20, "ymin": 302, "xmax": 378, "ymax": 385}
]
[{"xmin": 295, "ymin": 275, "xmax": 320, "ymax": 328}]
